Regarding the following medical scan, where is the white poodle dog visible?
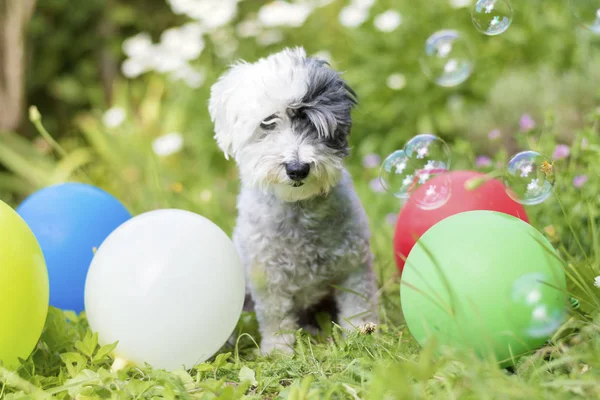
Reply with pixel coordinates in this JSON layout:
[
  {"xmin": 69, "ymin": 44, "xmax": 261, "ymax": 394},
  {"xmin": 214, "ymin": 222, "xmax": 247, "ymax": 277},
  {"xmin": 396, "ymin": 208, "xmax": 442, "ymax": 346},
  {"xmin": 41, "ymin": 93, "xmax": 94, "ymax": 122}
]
[{"xmin": 208, "ymin": 47, "xmax": 379, "ymax": 354}]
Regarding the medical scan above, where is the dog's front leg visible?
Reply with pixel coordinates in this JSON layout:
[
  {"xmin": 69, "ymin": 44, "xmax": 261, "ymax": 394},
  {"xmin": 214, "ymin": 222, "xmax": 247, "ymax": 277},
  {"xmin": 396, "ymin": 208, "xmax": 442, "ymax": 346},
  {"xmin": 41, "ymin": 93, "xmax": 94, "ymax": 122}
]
[
  {"xmin": 251, "ymin": 283, "xmax": 297, "ymax": 355},
  {"xmin": 335, "ymin": 263, "xmax": 379, "ymax": 332}
]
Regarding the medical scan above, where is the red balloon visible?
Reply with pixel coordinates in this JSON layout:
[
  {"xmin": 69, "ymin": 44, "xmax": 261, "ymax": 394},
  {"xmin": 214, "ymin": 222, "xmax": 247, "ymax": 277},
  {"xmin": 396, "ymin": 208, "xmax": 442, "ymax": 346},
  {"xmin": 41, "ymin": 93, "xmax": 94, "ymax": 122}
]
[{"xmin": 393, "ymin": 170, "xmax": 529, "ymax": 273}]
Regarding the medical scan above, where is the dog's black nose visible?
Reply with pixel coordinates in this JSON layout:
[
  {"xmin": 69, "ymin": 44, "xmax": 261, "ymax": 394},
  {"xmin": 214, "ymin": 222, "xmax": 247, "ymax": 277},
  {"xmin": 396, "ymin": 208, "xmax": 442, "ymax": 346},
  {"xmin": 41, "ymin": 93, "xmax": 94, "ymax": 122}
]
[{"xmin": 285, "ymin": 162, "xmax": 310, "ymax": 181}]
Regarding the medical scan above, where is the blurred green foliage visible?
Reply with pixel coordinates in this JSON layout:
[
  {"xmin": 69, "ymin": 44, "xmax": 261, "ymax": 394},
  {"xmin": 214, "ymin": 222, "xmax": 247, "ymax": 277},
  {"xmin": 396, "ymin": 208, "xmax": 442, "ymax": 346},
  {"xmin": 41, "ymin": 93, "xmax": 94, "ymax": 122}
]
[
  {"xmin": 25, "ymin": 0, "xmax": 183, "ymax": 136},
  {"xmin": 22, "ymin": 0, "xmax": 600, "ymax": 145}
]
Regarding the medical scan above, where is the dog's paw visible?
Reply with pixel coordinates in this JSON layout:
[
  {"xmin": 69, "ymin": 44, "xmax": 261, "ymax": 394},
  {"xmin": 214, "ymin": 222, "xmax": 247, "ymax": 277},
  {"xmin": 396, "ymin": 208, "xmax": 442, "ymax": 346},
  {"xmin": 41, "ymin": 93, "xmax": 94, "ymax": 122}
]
[{"xmin": 260, "ymin": 334, "xmax": 295, "ymax": 355}]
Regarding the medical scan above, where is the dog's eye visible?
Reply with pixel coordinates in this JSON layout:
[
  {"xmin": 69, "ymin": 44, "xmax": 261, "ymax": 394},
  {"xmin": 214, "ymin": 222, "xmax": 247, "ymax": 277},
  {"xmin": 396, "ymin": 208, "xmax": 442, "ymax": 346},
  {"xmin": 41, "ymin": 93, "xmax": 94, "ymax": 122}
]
[
  {"xmin": 260, "ymin": 115, "xmax": 278, "ymax": 131},
  {"xmin": 260, "ymin": 122, "xmax": 277, "ymax": 131}
]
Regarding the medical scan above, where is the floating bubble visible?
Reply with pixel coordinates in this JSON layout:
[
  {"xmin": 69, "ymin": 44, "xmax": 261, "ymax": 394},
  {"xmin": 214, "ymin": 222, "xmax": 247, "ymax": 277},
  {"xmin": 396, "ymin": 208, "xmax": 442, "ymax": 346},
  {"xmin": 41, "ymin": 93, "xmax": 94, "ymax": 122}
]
[
  {"xmin": 379, "ymin": 134, "xmax": 452, "ymax": 210},
  {"xmin": 471, "ymin": 0, "xmax": 513, "ymax": 36},
  {"xmin": 403, "ymin": 134, "xmax": 452, "ymax": 166},
  {"xmin": 504, "ymin": 151, "xmax": 555, "ymax": 205},
  {"xmin": 379, "ymin": 150, "xmax": 409, "ymax": 197},
  {"xmin": 420, "ymin": 30, "xmax": 474, "ymax": 87},
  {"xmin": 568, "ymin": 0, "xmax": 600, "ymax": 34},
  {"xmin": 510, "ymin": 273, "xmax": 566, "ymax": 339}
]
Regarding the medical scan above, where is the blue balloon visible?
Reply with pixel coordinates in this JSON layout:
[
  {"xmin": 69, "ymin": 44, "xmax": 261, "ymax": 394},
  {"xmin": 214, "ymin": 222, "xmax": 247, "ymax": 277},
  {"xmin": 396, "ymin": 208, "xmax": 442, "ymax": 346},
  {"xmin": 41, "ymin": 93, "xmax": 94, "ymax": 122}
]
[{"xmin": 17, "ymin": 183, "xmax": 131, "ymax": 313}]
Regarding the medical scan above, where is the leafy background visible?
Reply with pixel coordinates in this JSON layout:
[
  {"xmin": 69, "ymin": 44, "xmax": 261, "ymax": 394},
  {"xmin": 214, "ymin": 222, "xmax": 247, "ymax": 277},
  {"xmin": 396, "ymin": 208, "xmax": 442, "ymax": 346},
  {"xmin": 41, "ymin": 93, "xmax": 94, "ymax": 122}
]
[{"xmin": 1, "ymin": 0, "xmax": 600, "ymax": 398}]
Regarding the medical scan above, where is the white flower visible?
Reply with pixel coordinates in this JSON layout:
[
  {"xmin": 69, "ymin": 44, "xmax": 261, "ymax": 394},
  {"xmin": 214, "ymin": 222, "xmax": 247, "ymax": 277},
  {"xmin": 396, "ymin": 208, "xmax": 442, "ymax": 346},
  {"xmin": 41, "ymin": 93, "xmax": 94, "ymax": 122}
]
[
  {"xmin": 237, "ymin": 19, "xmax": 262, "ymax": 38},
  {"xmin": 121, "ymin": 58, "xmax": 148, "ymax": 78},
  {"xmin": 102, "ymin": 107, "xmax": 126, "ymax": 129},
  {"xmin": 123, "ymin": 33, "xmax": 153, "ymax": 58},
  {"xmin": 167, "ymin": 0, "xmax": 194, "ymax": 15},
  {"xmin": 256, "ymin": 30, "xmax": 284, "ymax": 46},
  {"xmin": 160, "ymin": 25, "xmax": 205, "ymax": 61},
  {"xmin": 152, "ymin": 132, "xmax": 184, "ymax": 157},
  {"xmin": 520, "ymin": 164, "xmax": 533, "ymax": 177},
  {"xmin": 374, "ymin": 10, "xmax": 402, "ymax": 32},
  {"xmin": 170, "ymin": 65, "xmax": 205, "ymax": 88},
  {"xmin": 594, "ymin": 276, "xmax": 600, "ymax": 288},
  {"xmin": 258, "ymin": 1, "xmax": 314, "ymax": 27},
  {"xmin": 353, "ymin": 0, "xmax": 375, "ymax": 8},
  {"xmin": 386, "ymin": 73, "xmax": 406, "ymax": 90},
  {"xmin": 150, "ymin": 45, "xmax": 187, "ymax": 73},
  {"xmin": 449, "ymin": 0, "xmax": 473, "ymax": 8},
  {"xmin": 596, "ymin": 8, "xmax": 600, "ymax": 19},
  {"xmin": 210, "ymin": 28, "xmax": 239, "ymax": 58},
  {"xmin": 168, "ymin": 0, "xmax": 238, "ymax": 30},
  {"xmin": 200, "ymin": 1, "xmax": 238, "ymax": 29},
  {"xmin": 313, "ymin": 50, "xmax": 333, "ymax": 64},
  {"xmin": 402, "ymin": 175, "xmax": 413, "ymax": 187},
  {"xmin": 339, "ymin": 5, "xmax": 369, "ymax": 28},
  {"xmin": 180, "ymin": 22, "xmax": 204, "ymax": 37},
  {"xmin": 314, "ymin": 0, "xmax": 336, "ymax": 6},
  {"xmin": 121, "ymin": 24, "xmax": 207, "ymax": 79},
  {"xmin": 185, "ymin": 70, "xmax": 205, "ymax": 88},
  {"xmin": 217, "ymin": 42, "xmax": 239, "ymax": 59}
]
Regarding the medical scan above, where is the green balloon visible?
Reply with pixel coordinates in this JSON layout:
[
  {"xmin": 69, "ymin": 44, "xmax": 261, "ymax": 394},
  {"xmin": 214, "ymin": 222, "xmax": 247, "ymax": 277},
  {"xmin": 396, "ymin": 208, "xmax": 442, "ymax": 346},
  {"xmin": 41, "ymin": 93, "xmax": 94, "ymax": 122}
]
[
  {"xmin": 0, "ymin": 200, "xmax": 49, "ymax": 368},
  {"xmin": 400, "ymin": 210, "xmax": 567, "ymax": 366}
]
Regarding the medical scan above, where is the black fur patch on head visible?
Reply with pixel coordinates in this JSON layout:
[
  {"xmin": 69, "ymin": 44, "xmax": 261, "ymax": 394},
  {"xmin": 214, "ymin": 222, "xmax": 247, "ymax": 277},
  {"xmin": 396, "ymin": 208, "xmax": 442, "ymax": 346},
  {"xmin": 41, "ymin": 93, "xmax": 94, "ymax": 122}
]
[{"xmin": 290, "ymin": 58, "xmax": 357, "ymax": 156}]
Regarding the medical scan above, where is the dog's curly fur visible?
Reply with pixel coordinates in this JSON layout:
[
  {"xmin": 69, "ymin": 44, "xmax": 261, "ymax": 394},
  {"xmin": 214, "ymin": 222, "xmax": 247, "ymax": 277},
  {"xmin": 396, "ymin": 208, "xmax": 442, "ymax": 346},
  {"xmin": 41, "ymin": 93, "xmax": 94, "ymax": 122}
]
[{"xmin": 209, "ymin": 47, "xmax": 379, "ymax": 354}]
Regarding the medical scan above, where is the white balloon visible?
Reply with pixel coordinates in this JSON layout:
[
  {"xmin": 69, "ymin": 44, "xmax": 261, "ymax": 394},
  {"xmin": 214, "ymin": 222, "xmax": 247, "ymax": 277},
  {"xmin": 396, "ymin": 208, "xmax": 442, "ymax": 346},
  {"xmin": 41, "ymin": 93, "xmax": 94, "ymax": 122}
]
[{"xmin": 84, "ymin": 209, "xmax": 245, "ymax": 370}]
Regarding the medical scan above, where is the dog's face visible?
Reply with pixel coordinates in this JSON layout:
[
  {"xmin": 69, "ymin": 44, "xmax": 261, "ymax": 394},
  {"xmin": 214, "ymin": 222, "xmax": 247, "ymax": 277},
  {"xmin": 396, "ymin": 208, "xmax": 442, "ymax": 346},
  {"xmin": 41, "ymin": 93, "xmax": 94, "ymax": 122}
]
[{"xmin": 208, "ymin": 47, "xmax": 357, "ymax": 202}]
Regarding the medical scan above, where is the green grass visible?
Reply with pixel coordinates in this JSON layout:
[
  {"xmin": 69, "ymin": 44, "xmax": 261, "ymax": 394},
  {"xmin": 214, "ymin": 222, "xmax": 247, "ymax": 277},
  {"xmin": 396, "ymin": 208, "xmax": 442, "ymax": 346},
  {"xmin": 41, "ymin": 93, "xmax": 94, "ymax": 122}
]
[
  {"xmin": 2, "ymin": 0, "xmax": 600, "ymax": 397},
  {"xmin": 4, "ymin": 308, "xmax": 600, "ymax": 399}
]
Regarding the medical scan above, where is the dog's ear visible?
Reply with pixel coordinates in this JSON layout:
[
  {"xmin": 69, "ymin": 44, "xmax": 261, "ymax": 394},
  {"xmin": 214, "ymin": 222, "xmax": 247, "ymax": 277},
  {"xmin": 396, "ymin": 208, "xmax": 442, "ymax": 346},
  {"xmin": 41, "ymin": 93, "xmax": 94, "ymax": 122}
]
[{"xmin": 208, "ymin": 63, "xmax": 246, "ymax": 160}]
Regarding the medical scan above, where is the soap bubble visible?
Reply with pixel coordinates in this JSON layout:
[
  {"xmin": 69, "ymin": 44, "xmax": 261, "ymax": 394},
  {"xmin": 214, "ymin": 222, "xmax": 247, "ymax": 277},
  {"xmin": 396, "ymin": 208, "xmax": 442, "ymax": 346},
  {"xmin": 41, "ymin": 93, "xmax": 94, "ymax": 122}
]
[
  {"xmin": 511, "ymin": 273, "xmax": 566, "ymax": 339},
  {"xmin": 403, "ymin": 134, "xmax": 452, "ymax": 167},
  {"xmin": 379, "ymin": 134, "xmax": 452, "ymax": 210},
  {"xmin": 471, "ymin": 0, "xmax": 513, "ymax": 36},
  {"xmin": 379, "ymin": 149, "xmax": 410, "ymax": 197},
  {"xmin": 568, "ymin": 0, "xmax": 600, "ymax": 34},
  {"xmin": 504, "ymin": 151, "xmax": 555, "ymax": 205},
  {"xmin": 420, "ymin": 30, "xmax": 474, "ymax": 87}
]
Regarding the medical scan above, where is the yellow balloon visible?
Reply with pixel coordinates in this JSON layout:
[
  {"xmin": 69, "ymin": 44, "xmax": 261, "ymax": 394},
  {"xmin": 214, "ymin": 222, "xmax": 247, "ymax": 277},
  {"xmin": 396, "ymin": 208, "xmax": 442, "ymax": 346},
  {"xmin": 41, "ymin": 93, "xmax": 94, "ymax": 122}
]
[{"xmin": 0, "ymin": 200, "xmax": 49, "ymax": 368}]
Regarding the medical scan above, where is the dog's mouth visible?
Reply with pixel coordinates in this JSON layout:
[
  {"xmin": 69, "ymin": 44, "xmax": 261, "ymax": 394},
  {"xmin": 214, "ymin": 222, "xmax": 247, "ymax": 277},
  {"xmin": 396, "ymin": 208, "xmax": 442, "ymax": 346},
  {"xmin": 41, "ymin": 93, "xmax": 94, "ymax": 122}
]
[{"xmin": 291, "ymin": 181, "xmax": 304, "ymax": 188}]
